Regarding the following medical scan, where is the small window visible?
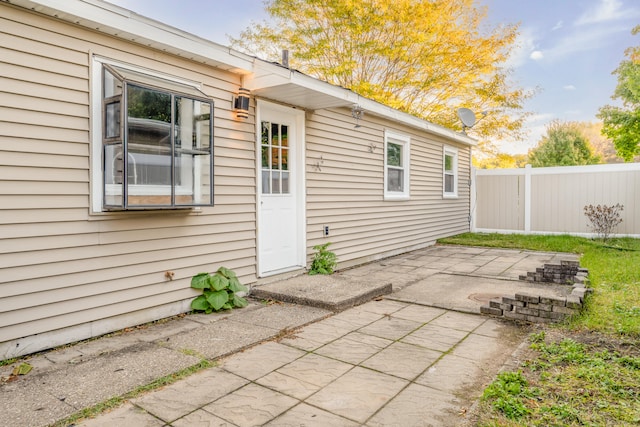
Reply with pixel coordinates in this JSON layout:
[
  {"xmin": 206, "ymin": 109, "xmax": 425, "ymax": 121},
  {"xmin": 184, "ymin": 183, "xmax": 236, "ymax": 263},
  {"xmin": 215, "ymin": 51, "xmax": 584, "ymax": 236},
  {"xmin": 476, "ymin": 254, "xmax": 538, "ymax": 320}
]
[
  {"xmin": 261, "ymin": 121, "xmax": 290, "ymax": 194},
  {"xmin": 384, "ymin": 131, "xmax": 410, "ymax": 200},
  {"xmin": 101, "ymin": 64, "xmax": 214, "ymax": 210},
  {"xmin": 443, "ymin": 146, "xmax": 458, "ymax": 197}
]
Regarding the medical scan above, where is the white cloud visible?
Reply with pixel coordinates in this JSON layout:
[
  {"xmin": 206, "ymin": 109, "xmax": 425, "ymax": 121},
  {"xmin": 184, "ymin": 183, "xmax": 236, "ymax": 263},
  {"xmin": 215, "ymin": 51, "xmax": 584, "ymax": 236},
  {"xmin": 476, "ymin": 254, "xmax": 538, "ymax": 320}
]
[
  {"xmin": 575, "ymin": 0, "xmax": 639, "ymax": 25},
  {"xmin": 530, "ymin": 50, "xmax": 544, "ymax": 60},
  {"xmin": 563, "ymin": 85, "xmax": 577, "ymax": 90},
  {"xmin": 502, "ymin": 28, "xmax": 538, "ymax": 68},
  {"xmin": 539, "ymin": 25, "xmax": 629, "ymax": 62},
  {"xmin": 552, "ymin": 20, "xmax": 563, "ymax": 31}
]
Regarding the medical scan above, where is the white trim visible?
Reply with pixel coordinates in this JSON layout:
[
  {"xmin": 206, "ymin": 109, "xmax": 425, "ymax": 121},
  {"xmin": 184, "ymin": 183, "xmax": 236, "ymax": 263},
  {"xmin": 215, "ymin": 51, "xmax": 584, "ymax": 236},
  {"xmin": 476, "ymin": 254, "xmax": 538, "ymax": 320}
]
[
  {"xmin": 384, "ymin": 130, "xmax": 411, "ymax": 201},
  {"xmin": 443, "ymin": 146, "xmax": 459, "ymax": 198},
  {"xmin": 256, "ymin": 100, "xmax": 306, "ymax": 277}
]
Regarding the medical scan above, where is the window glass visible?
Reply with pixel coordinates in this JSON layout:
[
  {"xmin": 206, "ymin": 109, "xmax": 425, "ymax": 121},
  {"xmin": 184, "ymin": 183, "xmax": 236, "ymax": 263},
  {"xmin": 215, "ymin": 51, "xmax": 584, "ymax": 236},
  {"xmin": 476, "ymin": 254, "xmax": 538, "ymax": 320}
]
[
  {"xmin": 105, "ymin": 102, "xmax": 120, "ymax": 139},
  {"xmin": 387, "ymin": 168, "xmax": 403, "ymax": 192},
  {"xmin": 261, "ymin": 120, "xmax": 290, "ymax": 195},
  {"xmin": 445, "ymin": 154, "xmax": 453, "ymax": 172},
  {"xmin": 101, "ymin": 63, "xmax": 213, "ymax": 210},
  {"xmin": 443, "ymin": 148, "xmax": 458, "ymax": 197},
  {"xmin": 384, "ymin": 131, "xmax": 410, "ymax": 200},
  {"xmin": 387, "ymin": 143, "xmax": 402, "ymax": 167}
]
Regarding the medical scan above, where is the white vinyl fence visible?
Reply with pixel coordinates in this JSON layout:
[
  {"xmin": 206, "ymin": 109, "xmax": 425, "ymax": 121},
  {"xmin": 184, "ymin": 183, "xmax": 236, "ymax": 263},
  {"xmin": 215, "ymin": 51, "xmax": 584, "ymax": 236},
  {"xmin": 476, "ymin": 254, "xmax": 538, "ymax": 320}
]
[{"xmin": 471, "ymin": 163, "xmax": 640, "ymax": 237}]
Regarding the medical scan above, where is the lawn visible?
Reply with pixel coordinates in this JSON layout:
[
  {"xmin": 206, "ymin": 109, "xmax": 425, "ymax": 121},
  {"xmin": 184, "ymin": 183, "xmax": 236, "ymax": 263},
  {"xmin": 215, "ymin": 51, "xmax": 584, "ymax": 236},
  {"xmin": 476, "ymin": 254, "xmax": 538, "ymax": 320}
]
[{"xmin": 438, "ymin": 233, "xmax": 640, "ymax": 426}]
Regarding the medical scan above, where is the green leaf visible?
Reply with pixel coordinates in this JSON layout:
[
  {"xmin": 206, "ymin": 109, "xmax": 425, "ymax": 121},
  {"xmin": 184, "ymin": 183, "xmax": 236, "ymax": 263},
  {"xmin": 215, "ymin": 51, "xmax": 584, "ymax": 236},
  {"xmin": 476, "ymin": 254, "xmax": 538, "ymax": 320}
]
[
  {"xmin": 217, "ymin": 266, "xmax": 237, "ymax": 278},
  {"xmin": 233, "ymin": 294, "xmax": 248, "ymax": 308},
  {"xmin": 222, "ymin": 303, "xmax": 233, "ymax": 310},
  {"xmin": 206, "ymin": 289, "xmax": 229, "ymax": 311},
  {"xmin": 12, "ymin": 363, "xmax": 32, "ymax": 376},
  {"xmin": 209, "ymin": 274, "xmax": 230, "ymax": 291},
  {"xmin": 228, "ymin": 277, "xmax": 248, "ymax": 293},
  {"xmin": 190, "ymin": 273, "xmax": 211, "ymax": 289},
  {"xmin": 191, "ymin": 295, "xmax": 209, "ymax": 311}
]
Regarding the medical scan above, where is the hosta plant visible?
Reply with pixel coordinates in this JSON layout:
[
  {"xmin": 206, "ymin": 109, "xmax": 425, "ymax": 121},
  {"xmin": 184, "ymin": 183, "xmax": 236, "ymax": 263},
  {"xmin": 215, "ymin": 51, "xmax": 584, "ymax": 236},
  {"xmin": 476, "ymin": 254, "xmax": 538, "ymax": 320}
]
[{"xmin": 190, "ymin": 267, "xmax": 248, "ymax": 313}]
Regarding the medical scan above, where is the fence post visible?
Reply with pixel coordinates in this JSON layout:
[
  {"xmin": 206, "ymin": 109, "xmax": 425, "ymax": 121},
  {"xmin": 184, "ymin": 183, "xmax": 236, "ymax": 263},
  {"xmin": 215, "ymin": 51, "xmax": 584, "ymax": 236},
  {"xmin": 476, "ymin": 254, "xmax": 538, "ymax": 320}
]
[
  {"xmin": 524, "ymin": 164, "xmax": 531, "ymax": 233},
  {"xmin": 470, "ymin": 167, "xmax": 477, "ymax": 232}
]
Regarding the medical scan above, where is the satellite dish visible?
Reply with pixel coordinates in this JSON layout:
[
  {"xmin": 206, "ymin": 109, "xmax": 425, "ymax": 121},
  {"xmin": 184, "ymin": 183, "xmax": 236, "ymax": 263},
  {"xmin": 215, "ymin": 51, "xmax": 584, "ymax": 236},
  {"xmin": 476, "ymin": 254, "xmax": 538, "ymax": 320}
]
[{"xmin": 457, "ymin": 108, "xmax": 477, "ymax": 130}]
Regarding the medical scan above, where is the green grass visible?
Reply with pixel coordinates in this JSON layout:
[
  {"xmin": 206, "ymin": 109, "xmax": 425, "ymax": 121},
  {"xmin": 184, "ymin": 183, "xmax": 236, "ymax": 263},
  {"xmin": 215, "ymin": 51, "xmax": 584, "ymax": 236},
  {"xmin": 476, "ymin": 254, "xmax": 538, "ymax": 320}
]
[
  {"xmin": 438, "ymin": 233, "xmax": 640, "ymax": 336},
  {"xmin": 477, "ymin": 332, "xmax": 640, "ymax": 426},
  {"xmin": 438, "ymin": 233, "xmax": 640, "ymax": 426}
]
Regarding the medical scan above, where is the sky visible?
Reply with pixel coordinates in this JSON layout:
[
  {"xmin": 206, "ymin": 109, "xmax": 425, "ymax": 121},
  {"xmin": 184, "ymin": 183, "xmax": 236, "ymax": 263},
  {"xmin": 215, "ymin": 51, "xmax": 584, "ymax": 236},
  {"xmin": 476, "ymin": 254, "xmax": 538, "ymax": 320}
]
[{"xmin": 105, "ymin": 0, "xmax": 640, "ymax": 155}]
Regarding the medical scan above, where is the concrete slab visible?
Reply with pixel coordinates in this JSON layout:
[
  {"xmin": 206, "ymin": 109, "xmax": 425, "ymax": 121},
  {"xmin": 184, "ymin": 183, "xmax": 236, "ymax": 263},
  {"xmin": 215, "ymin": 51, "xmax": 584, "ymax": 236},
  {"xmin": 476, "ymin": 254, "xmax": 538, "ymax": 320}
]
[
  {"xmin": 366, "ymin": 383, "xmax": 464, "ymax": 427},
  {"xmin": 250, "ymin": 274, "xmax": 392, "ymax": 312},
  {"xmin": 314, "ymin": 332, "xmax": 392, "ymax": 365},
  {"xmin": 132, "ymin": 368, "xmax": 248, "ymax": 423},
  {"xmin": 306, "ymin": 366, "xmax": 408, "ymax": 423},
  {"xmin": 361, "ymin": 341, "xmax": 442, "ymax": 380},
  {"xmin": 266, "ymin": 402, "xmax": 360, "ymax": 427},
  {"xmin": 389, "ymin": 272, "xmax": 571, "ymax": 313},
  {"xmin": 231, "ymin": 302, "xmax": 331, "ymax": 331},
  {"xmin": 0, "ymin": 378, "xmax": 75, "ymax": 427},
  {"xmin": 77, "ymin": 403, "xmax": 164, "ymax": 427},
  {"xmin": 202, "ymin": 383, "xmax": 298, "ymax": 426},
  {"xmin": 219, "ymin": 341, "xmax": 305, "ymax": 381},
  {"xmin": 38, "ymin": 343, "xmax": 200, "ymax": 409},
  {"xmin": 161, "ymin": 319, "xmax": 277, "ymax": 359}
]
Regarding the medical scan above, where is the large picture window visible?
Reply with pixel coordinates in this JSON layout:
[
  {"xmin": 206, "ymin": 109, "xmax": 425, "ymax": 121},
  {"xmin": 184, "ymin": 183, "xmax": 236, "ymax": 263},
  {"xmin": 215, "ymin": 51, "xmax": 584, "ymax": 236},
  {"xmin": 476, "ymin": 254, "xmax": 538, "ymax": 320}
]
[
  {"xmin": 384, "ymin": 130, "xmax": 410, "ymax": 200},
  {"xmin": 101, "ymin": 64, "xmax": 214, "ymax": 210}
]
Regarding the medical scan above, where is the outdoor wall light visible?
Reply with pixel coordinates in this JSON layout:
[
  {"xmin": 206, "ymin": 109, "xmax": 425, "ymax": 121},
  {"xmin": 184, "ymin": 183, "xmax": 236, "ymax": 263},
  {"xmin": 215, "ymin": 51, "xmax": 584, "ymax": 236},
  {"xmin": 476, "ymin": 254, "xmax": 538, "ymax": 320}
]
[
  {"xmin": 233, "ymin": 87, "xmax": 251, "ymax": 119},
  {"xmin": 351, "ymin": 104, "xmax": 364, "ymax": 128}
]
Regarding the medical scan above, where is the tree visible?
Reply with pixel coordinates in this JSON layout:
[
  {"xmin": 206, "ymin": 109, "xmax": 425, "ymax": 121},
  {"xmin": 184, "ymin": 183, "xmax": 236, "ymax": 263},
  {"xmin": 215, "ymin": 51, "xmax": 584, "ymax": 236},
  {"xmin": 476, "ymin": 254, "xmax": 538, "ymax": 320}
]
[
  {"xmin": 473, "ymin": 153, "xmax": 527, "ymax": 169},
  {"xmin": 231, "ymin": 0, "xmax": 532, "ymax": 145},
  {"xmin": 597, "ymin": 26, "xmax": 640, "ymax": 162},
  {"xmin": 527, "ymin": 121, "xmax": 600, "ymax": 167}
]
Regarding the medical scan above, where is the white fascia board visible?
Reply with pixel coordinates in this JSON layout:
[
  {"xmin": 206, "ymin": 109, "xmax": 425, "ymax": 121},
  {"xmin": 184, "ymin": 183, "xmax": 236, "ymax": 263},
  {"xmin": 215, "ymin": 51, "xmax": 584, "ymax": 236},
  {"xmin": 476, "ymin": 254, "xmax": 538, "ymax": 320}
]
[{"xmin": 11, "ymin": 0, "xmax": 255, "ymax": 74}]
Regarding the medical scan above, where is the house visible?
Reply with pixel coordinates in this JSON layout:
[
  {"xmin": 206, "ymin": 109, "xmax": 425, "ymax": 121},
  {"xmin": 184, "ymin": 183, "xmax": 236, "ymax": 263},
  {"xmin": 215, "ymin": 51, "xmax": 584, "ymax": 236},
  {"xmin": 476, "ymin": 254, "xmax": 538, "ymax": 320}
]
[{"xmin": 0, "ymin": 0, "xmax": 476, "ymax": 359}]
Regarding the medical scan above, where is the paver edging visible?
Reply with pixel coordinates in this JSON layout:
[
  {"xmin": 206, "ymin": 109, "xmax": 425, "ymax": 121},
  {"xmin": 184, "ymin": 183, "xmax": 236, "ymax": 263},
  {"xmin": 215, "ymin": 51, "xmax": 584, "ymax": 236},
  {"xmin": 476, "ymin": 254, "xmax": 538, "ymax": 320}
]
[{"xmin": 480, "ymin": 261, "xmax": 591, "ymax": 324}]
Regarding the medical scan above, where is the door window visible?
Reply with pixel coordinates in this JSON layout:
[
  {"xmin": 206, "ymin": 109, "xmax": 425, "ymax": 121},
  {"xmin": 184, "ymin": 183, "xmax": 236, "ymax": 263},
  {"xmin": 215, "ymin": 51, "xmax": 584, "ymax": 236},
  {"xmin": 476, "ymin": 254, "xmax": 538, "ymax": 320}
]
[{"xmin": 261, "ymin": 121, "xmax": 290, "ymax": 194}]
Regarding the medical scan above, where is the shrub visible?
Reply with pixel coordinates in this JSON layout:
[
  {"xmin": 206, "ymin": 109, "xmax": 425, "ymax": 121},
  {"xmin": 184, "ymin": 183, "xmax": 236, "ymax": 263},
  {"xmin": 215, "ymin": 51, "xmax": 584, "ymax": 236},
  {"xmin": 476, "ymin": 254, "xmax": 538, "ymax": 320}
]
[
  {"xmin": 309, "ymin": 242, "xmax": 337, "ymax": 275},
  {"xmin": 190, "ymin": 267, "xmax": 248, "ymax": 313},
  {"xmin": 583, "ymin": 204, "xmax": 623, "ymax": 242}
]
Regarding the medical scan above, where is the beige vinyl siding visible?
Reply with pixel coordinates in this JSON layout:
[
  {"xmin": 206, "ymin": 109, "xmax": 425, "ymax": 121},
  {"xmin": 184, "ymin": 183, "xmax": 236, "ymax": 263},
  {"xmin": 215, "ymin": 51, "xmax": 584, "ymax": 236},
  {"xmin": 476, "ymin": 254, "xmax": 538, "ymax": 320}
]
[
  {"xmin": 305, "ymin": 108, "xmax": 470, "ymax": 267},
  {"xmin": 0, "ymin": 4, "xmax": 256, "ymax": 352}
]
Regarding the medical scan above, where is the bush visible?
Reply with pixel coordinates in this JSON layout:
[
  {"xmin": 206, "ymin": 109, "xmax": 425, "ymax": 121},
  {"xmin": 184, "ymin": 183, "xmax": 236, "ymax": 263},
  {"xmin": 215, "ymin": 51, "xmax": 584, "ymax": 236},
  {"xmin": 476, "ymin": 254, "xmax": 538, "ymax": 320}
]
[
  {"xmin": 309, "ymin": 242, "xmax": 337, "ymax": 275},
  {"xmin": 583, "ymin": 204, "xmax": 624, "ymax": 242},
  {"xmin": 190, "ymin": 267, "xmax": 248, "ymax": 313}
]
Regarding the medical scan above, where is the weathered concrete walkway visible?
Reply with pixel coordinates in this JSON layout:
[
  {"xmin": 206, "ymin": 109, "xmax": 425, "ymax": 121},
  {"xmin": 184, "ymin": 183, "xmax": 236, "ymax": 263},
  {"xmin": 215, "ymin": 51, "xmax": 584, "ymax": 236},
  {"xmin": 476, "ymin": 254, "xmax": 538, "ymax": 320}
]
[{"xmin": 0, "ymin": 245, "xmax": 578, "ymax": 426}]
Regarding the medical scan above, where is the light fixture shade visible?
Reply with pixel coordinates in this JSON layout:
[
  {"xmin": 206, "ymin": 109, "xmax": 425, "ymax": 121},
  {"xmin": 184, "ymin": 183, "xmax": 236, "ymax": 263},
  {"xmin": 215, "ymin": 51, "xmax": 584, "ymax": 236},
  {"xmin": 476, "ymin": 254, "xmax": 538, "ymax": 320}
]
[{"xmin": 234, "ymin": 87, "xmax": 251, "ymax": 119}]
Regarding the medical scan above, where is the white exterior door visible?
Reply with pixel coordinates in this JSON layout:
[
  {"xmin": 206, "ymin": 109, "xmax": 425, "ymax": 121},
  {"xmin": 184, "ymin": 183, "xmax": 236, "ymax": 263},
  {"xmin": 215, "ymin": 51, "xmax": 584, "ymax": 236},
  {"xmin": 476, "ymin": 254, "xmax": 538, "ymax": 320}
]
[{"xmin": 257, "ymin": 101, "xmax": 305, "ymax": 276}]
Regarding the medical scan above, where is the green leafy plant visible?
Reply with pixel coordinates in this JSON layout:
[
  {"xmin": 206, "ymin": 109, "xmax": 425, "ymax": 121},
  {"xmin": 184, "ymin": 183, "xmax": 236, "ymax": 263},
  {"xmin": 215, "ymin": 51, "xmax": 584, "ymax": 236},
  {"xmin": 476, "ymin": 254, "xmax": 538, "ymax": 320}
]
[
  {"xmin": 482, "ymin": 371, "xmax": 536, "ymax": 420},
  {"xmin": 308, "ymin": 242, "xmax": 337, "ymax": 275},
  {"xmin": 190, "ymin": 267, "xmax": 248, "ymax": 313}
]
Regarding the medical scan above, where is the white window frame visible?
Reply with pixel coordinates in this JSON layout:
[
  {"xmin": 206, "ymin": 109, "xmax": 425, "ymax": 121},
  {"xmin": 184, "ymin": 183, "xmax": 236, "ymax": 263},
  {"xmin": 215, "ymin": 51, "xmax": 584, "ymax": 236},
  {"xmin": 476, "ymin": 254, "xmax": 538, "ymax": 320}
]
[
  {"xmin": 383, "ymin": 130, "xmax": 410, "ymax": 200},
  {"xmin": 443, "ymin": 146, "xmax": 459, "ymax": 198},
  {"xmin": 90, "ymin": 56, "xmax": 210, "ymax": 213}
]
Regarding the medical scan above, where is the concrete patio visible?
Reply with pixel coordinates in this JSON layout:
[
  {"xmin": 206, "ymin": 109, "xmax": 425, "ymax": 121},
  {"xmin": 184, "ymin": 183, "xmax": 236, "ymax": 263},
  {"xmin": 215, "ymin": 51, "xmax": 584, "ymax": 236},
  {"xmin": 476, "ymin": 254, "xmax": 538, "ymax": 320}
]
[{"xmin": 0, "ymin": 245, "xmax": 579, "ymax": 426}]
